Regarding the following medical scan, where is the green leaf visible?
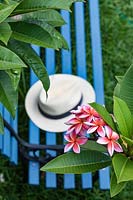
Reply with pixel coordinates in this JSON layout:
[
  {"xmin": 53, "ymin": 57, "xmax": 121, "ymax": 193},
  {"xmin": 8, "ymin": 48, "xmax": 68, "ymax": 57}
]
[
  {"xmin": 10, "ymin": 21, "xmax": 58, "ymax": 49},
  {"xmin": 0, "ymin": 1, "xmax": 19, "ymax": 23},
  {"xmin": 12, "ymin": 11, "xmax": 68, "ymax": 49},
  {"xmin": 6, "ymin": 68, "xmax": 21, "ymax": 90},
  {"xmin": 110, "ymin": 171, "xmax": 126, "ymax": 198},
  {"xmin": 81, "ymin": 140, "xmax": 107, "ymax": 153},
  {"xmin": 115, "ymin": 76, "xmax": 123, "ymax": 83},
  {"xmin": 121, "ymin": 135, "xmax": 133, "ymax": 146},
  {"xmin": 112, "ymin": 153, "xmax": 133, "ymax": 183},
  {"xmin": 13, "ymin": 0, "xmax": 84, "ymax": 15},
  {"xmin": 0, "ymin": 22, "xmax": 12, "ymax": 45},
  {"xmin": 17, "ymin": 9, "xmax": 66, "ymax": 27},
  {"xmin": 0, "ymin": 71, "xmax": 18, "ymax": 118},
  {"xmin": 40, "ymin": 150, "xmax": 111, "ymax": 174},
  {"xmin": 0, "ymin": 113, "xmax": 4, "ymax": 134},
  {"xmin": 119, "ymin": 65, "xmax": 133, "ymax": 115},
  {"xmin": 113, "ymin": 96, "xmax": 133, "ymax": 138},
  {"xmin": 90, "ymin": 102, "xmax": 116, "ymax": 131},
  {"xmin": 8, "ymin": 40, "xmax": 50, "ymax": 92},
  {"xmin": 114, "ymin": 82, "xmax": 120, "ymax": 97},
  {"xmin": 37, "ymin": 21, "xmax": 69, "ymax": 50},
  {"xmin": 0, "ymin": 45, "xmax": 27, "ymax": 70}
]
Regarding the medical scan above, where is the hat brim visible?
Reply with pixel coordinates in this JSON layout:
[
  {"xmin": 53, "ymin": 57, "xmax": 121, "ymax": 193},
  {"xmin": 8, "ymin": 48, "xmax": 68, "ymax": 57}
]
[{"xmin": 25, "ymin": 74, "xmax": 95, "ymax": 132}]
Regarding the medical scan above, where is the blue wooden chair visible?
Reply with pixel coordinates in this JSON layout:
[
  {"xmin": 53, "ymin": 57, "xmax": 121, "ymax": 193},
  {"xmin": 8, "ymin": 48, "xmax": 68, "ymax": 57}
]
[{"xmin": 0, "ymin": 0, "xmax": 110, "ymax": 189}]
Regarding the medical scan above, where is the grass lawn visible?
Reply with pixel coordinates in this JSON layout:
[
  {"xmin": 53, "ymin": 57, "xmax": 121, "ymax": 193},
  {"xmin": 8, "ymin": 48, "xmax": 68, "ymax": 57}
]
[{"xmin": 0, "ymin": 0, "xmax": 133, "ymax": 199}]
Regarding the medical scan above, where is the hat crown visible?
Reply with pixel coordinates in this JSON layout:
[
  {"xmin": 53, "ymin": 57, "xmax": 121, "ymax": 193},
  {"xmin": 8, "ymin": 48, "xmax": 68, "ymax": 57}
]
[{"xmin": 38, "ymin": 76, "xmax": 82, "ymax": 116}]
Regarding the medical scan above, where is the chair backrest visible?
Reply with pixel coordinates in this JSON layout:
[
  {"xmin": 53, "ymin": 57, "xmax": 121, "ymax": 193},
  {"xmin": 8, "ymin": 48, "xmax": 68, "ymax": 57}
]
[{"xmin": 0, "ymin": 0, "xmax": 110, "ymax": 189}]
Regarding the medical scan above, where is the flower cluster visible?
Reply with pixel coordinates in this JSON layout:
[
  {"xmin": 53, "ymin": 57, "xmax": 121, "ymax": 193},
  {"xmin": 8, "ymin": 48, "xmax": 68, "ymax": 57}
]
[{"xmin": 64, "ymin": 105, "xmax": 123, "ymax": 156}]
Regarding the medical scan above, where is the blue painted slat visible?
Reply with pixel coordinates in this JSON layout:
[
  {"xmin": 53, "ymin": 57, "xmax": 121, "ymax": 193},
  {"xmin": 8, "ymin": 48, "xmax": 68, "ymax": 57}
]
[
  {"xmin": 10, "ymin": 112, "xmax": 18, "ymax": 164},
  {"xmin": 75, "ymin": 2, "xmax": 92, "ymax": 189},
  {"xmin": 99, "ymin": 168, "xmax": 110, "ymax": 189},
  {"xmin": 45, "ymin": 48, "xmax": 56, "ymax": 188},
  {"xmin": 61, "ymin": 10, "xmax": 72, "ymax": 74},
  {"xmin": 75, "ymin": 2, "xmax": 86, "ymax": 79},
  {"xmin": 28, "ymin": 45, "xmax": 40, "ymax": 185},
  {"xmin": 82, "ymin": 173, "xmax": 92, "ymax": 189},
  {"xmin": 89, "ymin": 0, "xmax": 110, "ymax": 189},
  {"xmin": 61, "ymin": 10, "xmax": 75, "ymax": 189},
  {"xmin": 29, "ymin": 122, "xmax": 40, "ymax": 185},
  {"xmin": 89, "ymin": 0, "xmax": 104, "ymax": 105},
  {"xmin": 46, "ymin": 132, "xmax": 56, "ymax": 188},
  {"xmin": 0, "ymin": 104, "xmax": 3, "ymax": 149},
  {"xmin": 45, "ymin": 49, "xmax": 55, "ymax": 75},
  {"xmin": 2, "ymin": 108, "xmax": 10, "ymax": 157}
]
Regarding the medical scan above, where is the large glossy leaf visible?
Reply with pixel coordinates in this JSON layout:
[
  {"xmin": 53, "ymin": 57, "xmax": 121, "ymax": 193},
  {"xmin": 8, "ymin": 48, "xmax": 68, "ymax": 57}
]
[
  {"xmin": 40, "ymin": 150, "xmax": 111, "ymax": 174},
  {"xmin": 119, "ymin": 65, "xmax": 133, "ymax": 114},
  {"xmin": 10, "ymin": 12, "xmax": 68, "ymax": 49},
  {"xmin": 90, "ymin": 102, "xmax": 116, "ymax": 131},
  {"xmin": 13, "ymin": 0, "xmax": 84, "ymax": 15},
  {"xmin": 16, "ymin": 9, "xmax": 66, "ymax": 27},
  {"xmin": 0, "ymin": 22, "xmax": 12, "ymax": 45},
  {"xmin": 0, "ymin": 45, "xmax": 27, "ymax": 70},
  {"xmin": 110, "ymin": 171, "xmax": 126, "ymax": 197},
  {"xmin": 114, "ymin": 82, "xmax": 120, "ymax": 97},
  {"xmin": 0, "ymin": 1, "xmax": 19, "ymax": 23},
  {"xmin": 6, "ymin": 68, "xmax": 21, "ymax": 90},
  {"xmin": 10, "ymin": 21, "xmax": 58, "ymax": 49},
  {"xmin": 0, "ymin": 112, "xmax": 4, "ymax": 134},
  {"xmin": 112, "ymin": 153, "xmax": 133, "ymax": 183},
  {"xmin": 114, "ymin": 96, "xmax": 133, "ymax": 138},
  {"xmin": 0, "ymin": 71, "xmax": 18, "ymax": 118},
  {"xmin": 37, "ymin": 21, "xmax": 68, "ymax": 50},
  {"xmin": 81, "ymin": 140, "xmax": 107, "ymax": 153},
  {"xmin": 8, "ymin": 40, "xmax": 50, "ymax": 92}
]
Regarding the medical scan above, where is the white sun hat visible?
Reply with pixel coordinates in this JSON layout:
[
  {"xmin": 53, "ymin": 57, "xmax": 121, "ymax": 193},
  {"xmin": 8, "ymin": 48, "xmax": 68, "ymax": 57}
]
[{"xmin": 25, "ymin": 74, "xmax": 95, "ymax": 132}]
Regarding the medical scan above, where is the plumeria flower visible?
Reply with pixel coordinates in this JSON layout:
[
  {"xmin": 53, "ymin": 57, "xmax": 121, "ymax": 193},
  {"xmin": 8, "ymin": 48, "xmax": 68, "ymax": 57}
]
[
  {"xmin": 71, "ymin": 105, "xmax": 99, "ymax": 122},
  {"xmin": 70, "ymin": 106, "xmax": 83, "ymax": 115},
  {"xmin": 97, "ymin": 126, "xmax": 123, "ymax": 156},
  {"xmin": 64, "ymin": 131, "xmax": 88, "ymax": 153},
  {"xmin": 86, "ymin": 117, "xmax": 106, "ymax": 137},
  {"xmin": 65, "ymin": 117, "xmax": 89, "ymax": 135}
]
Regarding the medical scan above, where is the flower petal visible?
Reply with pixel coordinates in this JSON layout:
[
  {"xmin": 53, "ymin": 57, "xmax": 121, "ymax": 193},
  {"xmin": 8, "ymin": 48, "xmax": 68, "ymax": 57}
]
[
  {"xmin": 79, "ymin": 114, "xmax": 89, "ymax": 118},
  {"xmin": 87, "ymin": 126, "xmax": 98, "ymax": 134},
  {"xmin": 64, "ymin": 134, "xmax": 72, "ymax": 142},
  {"xmin": 82, "ymin": 105, "xmax": 90, "ymax": 112},
  {"xmin": 75, "ymin": 123, "xmax": 82, "ymax": 134},
  {"xmin": 70, "ymin": 106, "xmax": 82, "ymax": 114},
  {"xmin": 76, "ymin": 137, "xmax": 88, "ymax": 145},
  {"xmin": 65, "ymin": 118, "xmax": 80, "ymax": 125},
  {"xmin": 86, "ymin": 115, "xmax": 93, "ymax": 123},
  {"xmin": 111, "ymin": 131, "xmax": 119, "ymax": 140},
  {"xmin": 70, "ymin": 131, "xmax": 77, "ymax": 141},
  {"xmin": 73, "ymin": 143, "xmax": 80, "ymax": 153},
  {"xmin": 67, "ymin": 126, "xmax": 75, "ymax": 134},
  {"xmin": 85, "ymin": 121, "xmax": 95, "ymax": 126},
  {"xmin": 114, "ymin": 142, "xmax": 123, "ymax": 153},
  {"xmin": 97, "ymin": 126, "xmax": 105, "ymax": 137},
  {"xmin": 105, "ymin": 125, "xmax": 112, "ymax": 138},
  {"xmin": 97, "ymin": 137, "xmax": 109, "ymax": 144},
  {"xmin": 64, "ymin": 143, "xmax": 74, "ymax": 153},
  {"xmin": 107, "ymin": 141, "xmax": 114, "ymax": 156}
]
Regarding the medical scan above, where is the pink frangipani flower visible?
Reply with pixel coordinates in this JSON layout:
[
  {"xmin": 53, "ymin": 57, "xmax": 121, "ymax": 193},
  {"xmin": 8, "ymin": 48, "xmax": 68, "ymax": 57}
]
[
  {"xmin": 86, "ymin": 117, "xmax": 106, "ymax": 137},
  {"xmin": 71, "ymin": 105, "xmax": 99, "ymax": 122},
  {"xmin": 97, "ymin": 126, "xmax": 123, "ymax": 156},
  {"xmin": 64, "ymin": 131, "xmax": 88, "ymax": 153},
  {"xmin": 65, "ymin": 117, "xmax": 89, "ymax": 135}
]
